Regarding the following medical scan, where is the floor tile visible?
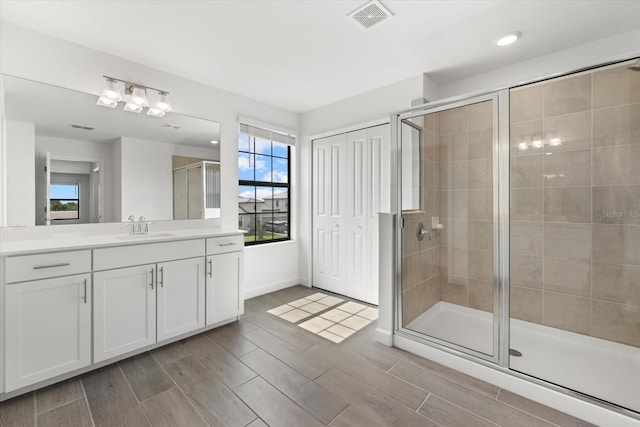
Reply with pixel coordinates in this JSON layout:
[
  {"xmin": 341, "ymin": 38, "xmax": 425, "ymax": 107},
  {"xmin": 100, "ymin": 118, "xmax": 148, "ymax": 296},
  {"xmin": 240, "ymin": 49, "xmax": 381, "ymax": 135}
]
[
  {"xmin": 316, "ymin": 295, "xmax": 344, "ymax": 307},
  {"xmin": 37, "ymin": 398, "xmax": 93, "ymax": 427},
  {"xmin": 279, "ymin": 308, "xmax": 311, "ymax": 323},
  {"xmin": 305, "ymin": 292, "xmax": 328, "ymax": 301},
  {"xmin": 235, "ymin": 377, "xmax": 325, "ymax": 427},
  {"xmin": 299, "ymin": 316, "xmax": 334, "ymax": 333},
  {"xmin": 418, "ymin": 394, "xmax": 497, "ymax": 427},
  {"xmin": 36, "ymin": 379, "xmax": 84, "ymax": 414},
  {"xmin": 320, "ymin": 308, "xmax": 352, "ymax": 322},
  {"xmin": 119, "ymin": 352, "xmax": 174, "ymax": 401},
  {"xmin": 497, "ymin": 389, "xmax": 596, "ymax": 427},
  {"xmin": 141, "ymin": 387, "xmax": 209, "ymax": 427},
  {"xmin": 337, "ymin": 301, "xmax": 368, "ymax": 314},
  {"xmin": 340, "ymin": 315, "xmax": 372, "ymax": 331},
  {"xmin": 267, "ymin": 304, "xmax": 295, "ymax": 315},
  {"xmin": 358, "ymin": 307, "xmax": 379, "ymax": 320},
  {"xmin": 326, "ymin": 324, "xmax": 356, "ymax": 338},
  {"xmin": 319, "ymin": 330, "xmax": 345, "ymax": 343},
  {"xmin": 205, "ymin": 325, "xmax": 258, "ymax": 357},
  {"xmin": 0, "ymin": 392, "xmax": 35, "ymax": 427},
  {"xmin": 287, "ymin": 297, "xmax": 314, "ymax": 308},
  {"xmin": 240, "ymin": 348, "xmax": 348, "ymax": 424},
  {"xmin": 299, "ymin": 301, "xmax": 329, "ymax": 314},
  {"xmin": 164, "ymin": 356, "xmax": 257, "ymax": 426}
]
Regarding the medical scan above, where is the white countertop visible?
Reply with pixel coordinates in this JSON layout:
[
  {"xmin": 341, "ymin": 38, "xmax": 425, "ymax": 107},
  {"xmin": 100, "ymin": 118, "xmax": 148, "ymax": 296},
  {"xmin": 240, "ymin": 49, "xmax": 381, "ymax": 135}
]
[{"xmin": 0, "ymin": 228, "xmax": 244, "ymax": 256}]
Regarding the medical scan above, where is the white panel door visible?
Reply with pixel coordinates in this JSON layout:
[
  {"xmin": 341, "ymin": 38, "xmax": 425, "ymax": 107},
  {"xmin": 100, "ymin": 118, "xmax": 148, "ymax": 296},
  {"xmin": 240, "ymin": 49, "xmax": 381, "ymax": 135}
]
[
  {"xmin": 93, "ymin": 264, "xmax": 156, "ymax": 363},
  {"xmin": 206, "ymin": 251, "xmax": 242, "ymax": 326},
  {"xmin": 345, "ymin": 129, "xmax": 369, "ymax": 302},
  {"xmin": 5, "ymin": 274, "xmax": 91, "ymax": 391},
  {"xmin": 157, "ymin": 257, "xmax": 205, "ymax": 341},
  {"xmin": 312, "ymin": 133, "xmax": 347, "ymax": 295},
  {"xmin": 365, "ymin": 124, "xmax": 390, "ymax": 305}
]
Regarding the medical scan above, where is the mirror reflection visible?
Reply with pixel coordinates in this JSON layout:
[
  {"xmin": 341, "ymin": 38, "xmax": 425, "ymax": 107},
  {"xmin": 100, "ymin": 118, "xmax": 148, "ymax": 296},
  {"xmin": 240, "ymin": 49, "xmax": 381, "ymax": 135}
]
[{"xmin": 1, "ymin": 74, "xmax": 221, "ymax": 227}]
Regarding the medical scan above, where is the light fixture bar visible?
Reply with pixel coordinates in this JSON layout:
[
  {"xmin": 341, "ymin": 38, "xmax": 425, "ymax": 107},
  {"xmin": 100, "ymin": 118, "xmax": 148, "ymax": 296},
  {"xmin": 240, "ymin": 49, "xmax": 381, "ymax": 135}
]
[{"xmin": 102, "ymin": 75, "xmax": 169, "ymax": 95}]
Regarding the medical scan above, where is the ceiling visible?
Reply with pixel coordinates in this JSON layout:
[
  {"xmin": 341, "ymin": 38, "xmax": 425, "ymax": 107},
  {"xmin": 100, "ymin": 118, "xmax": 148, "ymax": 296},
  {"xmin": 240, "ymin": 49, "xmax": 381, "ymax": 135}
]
[{"xmin": 1, "ymin": 1, "xmax": 639, "ymax": 113}]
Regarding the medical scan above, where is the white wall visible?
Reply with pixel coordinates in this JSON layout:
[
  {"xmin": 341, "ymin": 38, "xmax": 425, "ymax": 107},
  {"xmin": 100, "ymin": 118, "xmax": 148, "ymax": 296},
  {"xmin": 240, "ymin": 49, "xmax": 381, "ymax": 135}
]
[
  {"xmin": 0, "ymin": 22, "xmax": 300, "ymax": 297},
  {"xmin": 5, "ymin": 120, "xmax": 35, "ymax": 226}
]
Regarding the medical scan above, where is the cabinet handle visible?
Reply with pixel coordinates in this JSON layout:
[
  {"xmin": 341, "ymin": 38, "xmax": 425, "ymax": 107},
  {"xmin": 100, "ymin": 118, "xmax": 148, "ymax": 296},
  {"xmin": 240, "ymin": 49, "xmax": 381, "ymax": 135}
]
[
  {"xmin": 33, "ymin": 262, "xmax": 70, "ymax": 270},
  {"xmin": 159, "ymin": 267, "xmax": 164, "ymax": 287},
  {"xmin": 208, "ymin": 259, "xmax": 212, "ymax": 278},
  {"xmin": 150, "ymin": 269, "xmax": 154, "ymax": 290},
  {"xmin": 83, "ymin": 278, "xmax": 87, "ymax": 304},
  {"xmin": 218, "ymin": 242, "xmax": 236, "ymax": 247}
]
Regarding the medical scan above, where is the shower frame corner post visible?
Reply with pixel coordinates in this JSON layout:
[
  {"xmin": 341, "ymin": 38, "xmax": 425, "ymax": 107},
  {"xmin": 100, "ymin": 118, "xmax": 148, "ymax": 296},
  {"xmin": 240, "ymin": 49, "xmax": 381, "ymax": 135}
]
[
  {"xmin": 389, "ymin": 113, "xmax": 403, "ymax": 339},
  {"xmin": 496, "ymin": 88, "xmax": 511, "ymax": 368}
]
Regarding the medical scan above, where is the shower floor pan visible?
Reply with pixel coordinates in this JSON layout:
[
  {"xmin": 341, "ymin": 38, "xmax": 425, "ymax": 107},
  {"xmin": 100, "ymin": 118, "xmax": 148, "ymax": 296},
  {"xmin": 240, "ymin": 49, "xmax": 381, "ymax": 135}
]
[{"xmin": 406, "ymin": 301, "xmax": 640, "ymax": 413}]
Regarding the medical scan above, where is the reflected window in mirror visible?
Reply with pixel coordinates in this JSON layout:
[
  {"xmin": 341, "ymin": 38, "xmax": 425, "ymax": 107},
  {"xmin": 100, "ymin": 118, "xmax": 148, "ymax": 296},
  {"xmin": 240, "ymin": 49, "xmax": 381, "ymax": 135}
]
[
  {"xmin": 50, "ymin": 183, "xmax": 80, "ymax": 221},
  {"xmin": 238, "ymin": 122, "xmax": 295, "ymax": 245}
]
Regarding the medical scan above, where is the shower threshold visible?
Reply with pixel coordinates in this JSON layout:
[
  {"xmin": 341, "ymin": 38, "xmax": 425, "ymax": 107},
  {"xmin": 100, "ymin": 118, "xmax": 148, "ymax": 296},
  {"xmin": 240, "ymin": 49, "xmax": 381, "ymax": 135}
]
[{"xmin": 406, "ymin": 302, "xmax": 640, "ymax": 413}]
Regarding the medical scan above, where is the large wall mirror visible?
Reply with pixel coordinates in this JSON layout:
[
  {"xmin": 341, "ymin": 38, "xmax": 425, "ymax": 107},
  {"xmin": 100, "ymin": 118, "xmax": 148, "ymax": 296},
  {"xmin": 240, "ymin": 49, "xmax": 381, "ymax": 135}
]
[{"xmin": 0, "ymin": 74, "xmax": 221, "ymax": 227}]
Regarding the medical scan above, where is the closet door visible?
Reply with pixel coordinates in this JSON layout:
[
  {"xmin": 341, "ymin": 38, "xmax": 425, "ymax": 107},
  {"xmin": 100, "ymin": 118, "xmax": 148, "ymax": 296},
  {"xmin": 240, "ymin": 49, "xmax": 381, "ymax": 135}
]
[
  {"xmin": 345, "ymin": 124, "xmax": 389, "ymax": 305},
  {"xmin": 312, "ymin": 133, "xmax": 347, "ymax": 295},
  {"xmin": 364, "ymin": 124, "xmax": 390, "ymax": 305}
]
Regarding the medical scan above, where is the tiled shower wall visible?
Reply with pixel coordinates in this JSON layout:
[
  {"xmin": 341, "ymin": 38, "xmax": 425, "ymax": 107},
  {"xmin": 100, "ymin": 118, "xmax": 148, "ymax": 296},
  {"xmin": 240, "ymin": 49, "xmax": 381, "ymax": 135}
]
[
  {"xmin": 510, "ymin": 61, "xmax": 640, "ymax": 347},
  {"xmin": 402, "ymin": 114, "xmax": 441, "ymax": 325},
  {"xmin": 402, "ymin": 102, "xmax": 494, "ymax": 325}
]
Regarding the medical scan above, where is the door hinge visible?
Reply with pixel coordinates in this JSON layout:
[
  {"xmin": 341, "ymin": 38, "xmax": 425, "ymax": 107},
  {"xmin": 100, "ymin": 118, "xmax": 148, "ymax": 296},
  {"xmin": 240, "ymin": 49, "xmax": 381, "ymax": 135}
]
[
  {"xmin": 400, "ymin": 217, "xmax": 405, "ymax": 228},
  {"xmin": 44, "ymin": 166, "xmax": 47, "ymax": 172}
]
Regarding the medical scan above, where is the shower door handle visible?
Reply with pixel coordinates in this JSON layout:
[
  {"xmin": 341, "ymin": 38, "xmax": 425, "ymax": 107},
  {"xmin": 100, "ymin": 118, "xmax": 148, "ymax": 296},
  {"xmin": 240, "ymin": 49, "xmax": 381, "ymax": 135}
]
[{"xmin": 416, "ymin": 223, "xmax": 431, "ymax": 241}]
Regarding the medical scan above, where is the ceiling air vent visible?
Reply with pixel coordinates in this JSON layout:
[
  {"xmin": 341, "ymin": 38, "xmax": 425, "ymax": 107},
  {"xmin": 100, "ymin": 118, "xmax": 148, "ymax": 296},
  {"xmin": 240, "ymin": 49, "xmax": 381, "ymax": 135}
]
[
  {"xmin": 69, "ymin": 123, "xmax": 94, "ymax": 131},
  {"xmin": 161, "ymin": 123, "xmax": 181, "ymax": 130},
  {"xmin": 349, "ymin": 0, "xmax": 393, "ymax": 29}
]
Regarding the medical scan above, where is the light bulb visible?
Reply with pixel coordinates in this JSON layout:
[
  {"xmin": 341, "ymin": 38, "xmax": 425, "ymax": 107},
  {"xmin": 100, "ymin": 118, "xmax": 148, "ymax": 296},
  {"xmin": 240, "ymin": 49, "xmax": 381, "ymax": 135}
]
[
  {"xmin": 147, "ymin": 107, "xmax": 166, "ymax": 117},
  {"xmin": 518, "ymin": 142, "xmax": 528, "ymax": 151},
  {"xmin": 130, "ymin": 87, "xmax": 149, "ymax": 106},
  {"xmin": 97, "ymin": 96, "xmax": 118, "ymax": 108},
  {"xmin": 549, "ymin": 137, "xmax": 562, "ymax": 146},
  {"xmin": 154, "ymin": 92, "xmax": 172, "ymax": 113},
  {"xmin": 532, "ymin": 139, "xmax": 543, "ymax": 149},
  {"xmin": 100, "ymin": 78, "xmax": 122, "ymax": 102},
  {"xmin": 496, "ymin": 32, "xmax": 521, "ymax": 47},
  {"xmin": 124, "ymin": 102, "xmax": 143, "ymax": 113}
]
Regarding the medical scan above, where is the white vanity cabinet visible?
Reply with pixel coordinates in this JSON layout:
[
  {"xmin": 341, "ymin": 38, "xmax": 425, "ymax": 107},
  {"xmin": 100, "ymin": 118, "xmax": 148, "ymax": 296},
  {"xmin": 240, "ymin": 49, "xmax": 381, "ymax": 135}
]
[
  {"xmin": 4, "ymin": 251, "xmax": 92, "ymax": 392},
  {"xmin": 157, "ymin": 257, "xmax": 205, "ymax": 341},
  {"xmin": 206, "ymin": 235, "xmax": 244, "ymax": 325},
  {"xmin": 93, "ymin": 264, "xmax": 157, "ymax": 363},
  {"xmin": 92, "ymin": 239, "xmax": 205, "ymax": 363}
]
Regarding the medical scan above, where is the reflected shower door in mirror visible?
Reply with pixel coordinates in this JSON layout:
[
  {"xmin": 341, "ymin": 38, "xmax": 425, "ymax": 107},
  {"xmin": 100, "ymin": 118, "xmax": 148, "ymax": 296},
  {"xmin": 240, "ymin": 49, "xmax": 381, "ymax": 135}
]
[
  {"xmin": 172, "ymin": 157, "xmax": 221, "ymax": 220},
  {"xmin": 400, "ymin": 97, "xmax": 497, "ymax": 359},
  {"xmin": 0, "ymin": 74, "xmax": 221, "ymax": 227}
]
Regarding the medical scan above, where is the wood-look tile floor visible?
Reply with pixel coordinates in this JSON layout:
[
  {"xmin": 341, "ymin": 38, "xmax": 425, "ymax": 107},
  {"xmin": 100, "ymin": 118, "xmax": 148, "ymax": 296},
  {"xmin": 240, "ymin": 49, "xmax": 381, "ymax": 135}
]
[{"xmin": 0, "ymin": 285, "xmax": 596, "ymax": 427}]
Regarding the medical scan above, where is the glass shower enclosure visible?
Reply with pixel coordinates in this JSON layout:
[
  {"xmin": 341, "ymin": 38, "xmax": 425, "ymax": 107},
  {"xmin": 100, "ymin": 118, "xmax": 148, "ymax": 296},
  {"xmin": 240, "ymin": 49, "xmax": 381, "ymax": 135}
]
[{"xmin": 394, "ymin": 58, "xmax": 640, "ymax": 416}]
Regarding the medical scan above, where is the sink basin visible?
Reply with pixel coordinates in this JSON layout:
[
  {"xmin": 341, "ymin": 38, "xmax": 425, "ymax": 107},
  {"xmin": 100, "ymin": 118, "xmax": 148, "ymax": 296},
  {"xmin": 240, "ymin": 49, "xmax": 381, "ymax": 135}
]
[{"xmin": 114, "ymin": 232, "xmax": 177, "ymax": 240}]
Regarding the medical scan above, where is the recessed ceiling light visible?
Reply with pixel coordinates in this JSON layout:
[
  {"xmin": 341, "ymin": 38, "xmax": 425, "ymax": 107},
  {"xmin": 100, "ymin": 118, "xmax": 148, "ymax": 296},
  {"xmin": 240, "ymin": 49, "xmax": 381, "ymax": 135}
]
[
  {"xmin": 210, "ymin": 140, "xmax": 219, "ymax": 145},
  {"xmin": 496, "ymin": 31, "xmax": 521, "ymax": 47}
]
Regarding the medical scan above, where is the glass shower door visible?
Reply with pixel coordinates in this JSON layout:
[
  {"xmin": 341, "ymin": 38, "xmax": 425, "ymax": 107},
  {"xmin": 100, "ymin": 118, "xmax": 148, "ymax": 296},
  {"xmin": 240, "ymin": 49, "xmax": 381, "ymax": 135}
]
[{"xmin": 399, "ymin": 95, "xmax": 499, "ymax": 359}]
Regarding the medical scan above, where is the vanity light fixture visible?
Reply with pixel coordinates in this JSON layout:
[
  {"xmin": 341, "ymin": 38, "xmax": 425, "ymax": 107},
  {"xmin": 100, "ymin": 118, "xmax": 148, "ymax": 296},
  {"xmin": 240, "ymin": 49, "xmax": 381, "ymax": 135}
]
[
  {"xmin": 496, "ymin": 31, "xmax": 521, "ymax": 47},
  {"xmin": 96, "ymin": 75, "xmax": 171, "ymax": 117}
]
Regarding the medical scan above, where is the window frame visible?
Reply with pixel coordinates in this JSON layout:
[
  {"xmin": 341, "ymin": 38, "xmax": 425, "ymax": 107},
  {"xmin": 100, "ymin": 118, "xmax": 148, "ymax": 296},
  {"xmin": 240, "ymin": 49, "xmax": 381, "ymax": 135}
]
[
  {"xmin": 49, "ymin": 182, "xmax": 81, "ymax": 221},
  {"xmin": 238, "ymin": 137, "xmax": 291, "ymax": 246}
]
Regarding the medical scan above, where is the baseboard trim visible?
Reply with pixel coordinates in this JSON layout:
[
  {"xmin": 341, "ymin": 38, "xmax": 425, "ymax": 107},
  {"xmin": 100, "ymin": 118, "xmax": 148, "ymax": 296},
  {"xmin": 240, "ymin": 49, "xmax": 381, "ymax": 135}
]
[{"xmin": 244, "ymin": 279, "xmax": 302, "ymax": 300}]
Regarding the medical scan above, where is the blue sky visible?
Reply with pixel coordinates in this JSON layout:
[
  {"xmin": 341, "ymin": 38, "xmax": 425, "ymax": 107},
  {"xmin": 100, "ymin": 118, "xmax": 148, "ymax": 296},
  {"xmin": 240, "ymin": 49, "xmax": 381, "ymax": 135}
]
[
  {"xmin": 238, "ymin": 135, "xmax": 288, "ymax": 200},
  {"xmin": 50, "ymin": 183, "xmax": 78, "ymax": 200}
]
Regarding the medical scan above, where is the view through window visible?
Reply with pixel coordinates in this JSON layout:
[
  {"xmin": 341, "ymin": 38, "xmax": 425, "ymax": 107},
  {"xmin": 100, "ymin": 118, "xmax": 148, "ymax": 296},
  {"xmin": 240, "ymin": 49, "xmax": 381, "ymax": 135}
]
[
  {"xmin": 50, "ymin": 183, "xmax": 80, "ymax": 220},
  {"xmin": 238, "ymin": 132, "xmax": 290, "ymax": 245}
]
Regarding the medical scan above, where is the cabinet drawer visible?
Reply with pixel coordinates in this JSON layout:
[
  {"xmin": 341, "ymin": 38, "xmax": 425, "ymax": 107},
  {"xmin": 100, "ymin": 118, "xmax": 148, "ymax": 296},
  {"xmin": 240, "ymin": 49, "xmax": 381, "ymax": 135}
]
[
  {"xmin": 206, "ymin": 234, "xmax": 244, "ymax": 255},
  {"xmin": 94, "ymin": 239, "xmax": 205, "ymax": 271},
  {"xmin": 5, "ymin": 250, "xmax": 91, "ymax": 283}
]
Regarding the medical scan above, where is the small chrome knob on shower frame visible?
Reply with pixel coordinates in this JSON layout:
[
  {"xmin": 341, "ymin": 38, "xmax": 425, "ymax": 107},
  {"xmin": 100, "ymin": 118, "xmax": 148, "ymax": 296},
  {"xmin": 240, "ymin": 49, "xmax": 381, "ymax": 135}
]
[{"xmin": 416, "ymin": 223, "xmax": 431, "ymax": 241}]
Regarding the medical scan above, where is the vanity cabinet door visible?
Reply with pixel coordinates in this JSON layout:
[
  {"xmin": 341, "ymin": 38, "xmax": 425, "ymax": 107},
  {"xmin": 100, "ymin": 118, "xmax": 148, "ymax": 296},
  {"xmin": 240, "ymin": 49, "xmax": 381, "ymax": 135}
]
[
  {"xmin": 5, "ymin": 274, "xmax": 91, "ymax": 391},
  {"xmin": 157, "ymin": 257, "xmax": 205, "ymax": 341},
  {"xmin": 206, "ymin": 251, "xmax": 243, "ymax": 326},
  {"xmin": 93, "ymin": 264, "xmax": 156, "ymax": 363}
]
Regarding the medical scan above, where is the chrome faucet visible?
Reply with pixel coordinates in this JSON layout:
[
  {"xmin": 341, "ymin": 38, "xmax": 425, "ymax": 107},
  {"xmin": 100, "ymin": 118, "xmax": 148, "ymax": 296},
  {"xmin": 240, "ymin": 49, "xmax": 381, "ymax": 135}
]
[
  {"xmin": 127, "ymin": 215, "xmax": 136, "ymax": 235},
  {"xmin": 138, "ymin": 216, "xmax": 149, "ymax": 234}
]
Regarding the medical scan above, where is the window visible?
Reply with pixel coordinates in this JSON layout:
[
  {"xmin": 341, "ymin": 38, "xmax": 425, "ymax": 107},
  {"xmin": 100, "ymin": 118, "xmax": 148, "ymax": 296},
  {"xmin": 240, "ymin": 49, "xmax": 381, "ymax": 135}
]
[
  {"xmin": 50, "ymin": 183, "xmax": 80, "ymax": 220},
  {"xmin": 238, "ymin": 121, "xmax": 294, "ymax": 245}
]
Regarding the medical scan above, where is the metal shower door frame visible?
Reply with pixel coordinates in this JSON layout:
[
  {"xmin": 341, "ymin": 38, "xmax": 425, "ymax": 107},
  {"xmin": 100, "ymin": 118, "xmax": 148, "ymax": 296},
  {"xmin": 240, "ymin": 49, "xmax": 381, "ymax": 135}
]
[{"xmin": 392, "ymin": 89, "xmax": 511, "ymax": 367}]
